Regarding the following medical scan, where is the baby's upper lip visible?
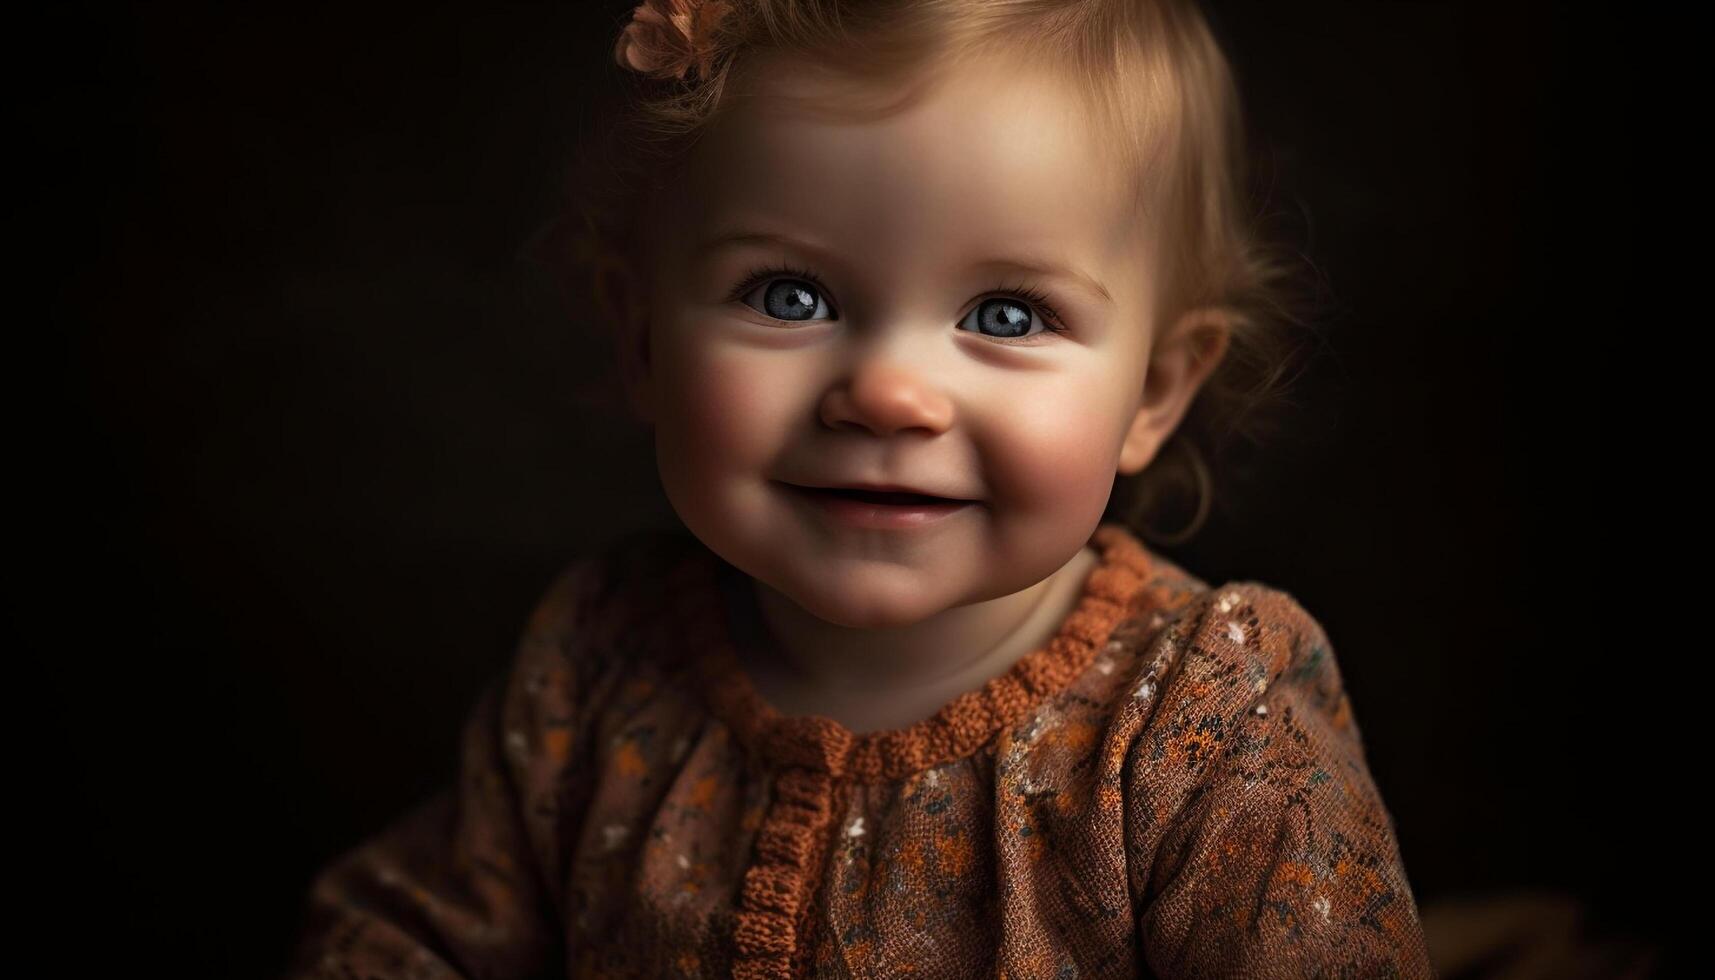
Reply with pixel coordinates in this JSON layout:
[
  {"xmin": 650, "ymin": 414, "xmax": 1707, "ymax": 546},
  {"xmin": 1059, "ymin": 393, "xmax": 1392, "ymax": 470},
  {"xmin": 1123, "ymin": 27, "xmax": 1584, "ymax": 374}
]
[{"xmin": 785, "ymin": 479, "xmax": 979, "ymax": 502}]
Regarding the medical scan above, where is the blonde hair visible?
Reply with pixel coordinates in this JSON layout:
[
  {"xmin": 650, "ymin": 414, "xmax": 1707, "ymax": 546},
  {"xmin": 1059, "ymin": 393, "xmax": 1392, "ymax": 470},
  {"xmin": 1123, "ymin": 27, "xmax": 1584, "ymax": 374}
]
[{"xmin": 536, "ymin": 0, "xmax": 1323, "ymax": 546}]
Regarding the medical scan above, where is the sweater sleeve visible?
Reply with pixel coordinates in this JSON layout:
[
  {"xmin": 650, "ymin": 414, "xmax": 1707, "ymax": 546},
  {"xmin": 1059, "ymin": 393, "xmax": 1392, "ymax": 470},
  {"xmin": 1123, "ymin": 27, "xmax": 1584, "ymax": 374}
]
[
  {"xmin": 1126, "ymin": 584, "xmax": 1434, "ymax": 979},
  {"xmin": 282, "ymin": 559, "xmax": 612, "ymax": 980}
]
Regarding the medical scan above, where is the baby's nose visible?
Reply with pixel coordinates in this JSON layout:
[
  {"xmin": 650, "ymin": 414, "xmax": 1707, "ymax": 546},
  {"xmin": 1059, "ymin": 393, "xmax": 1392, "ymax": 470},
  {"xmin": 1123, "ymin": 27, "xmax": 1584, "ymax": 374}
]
[{"xmin": 818, "ymin": 360, "xmax": 956, "ymax": 437}]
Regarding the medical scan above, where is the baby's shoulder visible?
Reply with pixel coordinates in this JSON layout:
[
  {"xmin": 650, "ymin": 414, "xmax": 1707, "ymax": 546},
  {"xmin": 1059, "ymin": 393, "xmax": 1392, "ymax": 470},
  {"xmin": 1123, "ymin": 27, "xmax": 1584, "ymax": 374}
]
[
  {"xmin": 1170, "ymin": 580, "xmax": 1338, "ymax": 686},
  {"xmin": 1090, "ymin": 571, "xmax": 1346, "ymax": 726},
  {"xmin": 524, "ymin": 527, "xmax": 699, "ymax": 632},
  {"xmin": 490, "ymin": 527, "xmax": 712, "ymax": 743},
  {"xmin": 517, "ymin": 526, "xmax": 705, "ymax": 677}
]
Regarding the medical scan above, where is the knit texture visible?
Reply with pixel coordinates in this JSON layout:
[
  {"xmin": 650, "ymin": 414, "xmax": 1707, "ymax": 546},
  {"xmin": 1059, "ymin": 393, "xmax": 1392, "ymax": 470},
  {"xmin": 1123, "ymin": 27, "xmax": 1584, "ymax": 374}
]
[{"xmin": 283, "ymin": 522, "xmax": 1434, "ymax": 978}]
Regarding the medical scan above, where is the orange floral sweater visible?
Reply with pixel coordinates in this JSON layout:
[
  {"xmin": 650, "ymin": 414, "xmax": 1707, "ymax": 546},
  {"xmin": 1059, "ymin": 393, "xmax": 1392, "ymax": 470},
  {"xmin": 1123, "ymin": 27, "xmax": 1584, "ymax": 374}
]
[{"xmin": 283, "ymin": 522, "xmax": 1433, "ymax": 979}]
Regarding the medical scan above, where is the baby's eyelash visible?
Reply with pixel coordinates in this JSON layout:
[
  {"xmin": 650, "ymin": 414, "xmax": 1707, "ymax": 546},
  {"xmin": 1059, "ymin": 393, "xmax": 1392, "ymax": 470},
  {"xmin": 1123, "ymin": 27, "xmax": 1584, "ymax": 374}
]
[
  {"xmin": 725, "ymin": 264, "xmax": 1072, "ymax": 339},
  {"xmin": 726, "ymin": 264, "xmax": 833, "ymax": 310},
  {"xmin": 994, "ymin": 280, "xmax": 1069, "ymax": 334}
]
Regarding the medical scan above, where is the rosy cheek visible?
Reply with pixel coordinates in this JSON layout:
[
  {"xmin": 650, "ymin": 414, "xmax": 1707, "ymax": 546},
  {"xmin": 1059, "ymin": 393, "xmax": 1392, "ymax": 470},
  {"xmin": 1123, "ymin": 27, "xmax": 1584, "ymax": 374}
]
[
  {"xmin": 983, "ymin": 389, "xmax": 1126, "ymax": 510},
  {"xmin": 656, "ymin": 331, "xmax": 790, "ymax": 475}
]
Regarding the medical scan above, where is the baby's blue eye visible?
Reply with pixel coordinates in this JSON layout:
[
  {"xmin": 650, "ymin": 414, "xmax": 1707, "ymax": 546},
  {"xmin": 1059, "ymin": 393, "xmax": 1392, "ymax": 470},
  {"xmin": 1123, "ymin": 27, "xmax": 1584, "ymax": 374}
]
[
  {"xmin": 960, "ymin": 298, "xmax": 1044, "ymax": 340},
  {"xmin": 742, "ymin": 278, "xmax": 834, "ymax": 322},
  {"xmin": 728, "ymin": 264, "xmax": 1069, "ymax": 343}
]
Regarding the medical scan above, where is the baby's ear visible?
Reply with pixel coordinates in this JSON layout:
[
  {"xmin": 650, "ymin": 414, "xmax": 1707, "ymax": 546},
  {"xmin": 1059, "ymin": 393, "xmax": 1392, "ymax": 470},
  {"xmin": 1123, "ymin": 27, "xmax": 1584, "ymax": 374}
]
[
  {"xmin": 523, "ymin": 213, "xmax": 658, "ymax": 426},
  {"xmin": 1117, "ymin": 307, "xmax": 1233, "ymax": 475},
  {"xmin": 598, "ymin": 258, "xmax": 656, "ymax": 427}
]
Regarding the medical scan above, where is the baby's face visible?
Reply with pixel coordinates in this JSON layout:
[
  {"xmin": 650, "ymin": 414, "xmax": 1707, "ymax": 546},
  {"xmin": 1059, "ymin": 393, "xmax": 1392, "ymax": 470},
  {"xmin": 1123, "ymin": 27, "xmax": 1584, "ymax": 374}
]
[{"xmin": 632, "ymin": 52, "xmax": 1168, "ymax": 628}]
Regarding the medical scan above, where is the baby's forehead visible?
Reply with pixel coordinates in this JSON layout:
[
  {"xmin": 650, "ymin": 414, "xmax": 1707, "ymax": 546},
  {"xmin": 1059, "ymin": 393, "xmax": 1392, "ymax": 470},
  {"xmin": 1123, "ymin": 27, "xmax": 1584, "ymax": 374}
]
[
  {"xmin": 694, "ymin": 50, "xmax": 1131, "ymax": 190},
  {"xmin": 676, "ymin": 54, "xmax": 1152, "ymax": 273}
]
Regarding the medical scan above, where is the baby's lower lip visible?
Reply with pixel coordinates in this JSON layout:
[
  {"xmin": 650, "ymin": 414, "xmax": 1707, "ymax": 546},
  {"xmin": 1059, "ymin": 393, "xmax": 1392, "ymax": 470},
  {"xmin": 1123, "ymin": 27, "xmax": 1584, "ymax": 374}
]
[{"xmin": 782, "ymin": 484, "xmax": 975, "ymax": 529}]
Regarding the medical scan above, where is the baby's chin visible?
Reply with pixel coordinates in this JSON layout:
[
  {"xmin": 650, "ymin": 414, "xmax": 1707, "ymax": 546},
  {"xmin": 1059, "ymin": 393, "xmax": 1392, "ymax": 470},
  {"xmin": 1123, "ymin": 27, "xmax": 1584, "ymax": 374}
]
[{"xmin": 739, "ymin": 555, "xmax": 980, "ymax": 631}]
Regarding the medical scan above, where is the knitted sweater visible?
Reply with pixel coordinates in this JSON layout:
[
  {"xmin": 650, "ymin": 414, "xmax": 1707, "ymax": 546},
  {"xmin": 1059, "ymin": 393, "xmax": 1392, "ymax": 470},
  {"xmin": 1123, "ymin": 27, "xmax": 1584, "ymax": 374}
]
[{"xmin": 283, "ymin": 522, "xmax": 1433, "ymax": 979}]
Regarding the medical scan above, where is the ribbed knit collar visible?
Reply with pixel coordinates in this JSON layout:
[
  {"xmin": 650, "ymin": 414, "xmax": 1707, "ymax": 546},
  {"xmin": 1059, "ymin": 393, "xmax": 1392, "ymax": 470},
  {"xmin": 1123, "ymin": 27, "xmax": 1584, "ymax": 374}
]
[{"xmin": 679, "ymin": 521, "xmax": 1157, "ymax": 781}]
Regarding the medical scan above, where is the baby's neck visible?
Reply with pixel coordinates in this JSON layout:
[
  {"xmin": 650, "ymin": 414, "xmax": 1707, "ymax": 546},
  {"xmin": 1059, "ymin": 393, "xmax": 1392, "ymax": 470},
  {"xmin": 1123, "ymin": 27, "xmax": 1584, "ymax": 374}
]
[{"xmin": 721, "ymin": 545, "xmax": 1100, "ymax": 734}]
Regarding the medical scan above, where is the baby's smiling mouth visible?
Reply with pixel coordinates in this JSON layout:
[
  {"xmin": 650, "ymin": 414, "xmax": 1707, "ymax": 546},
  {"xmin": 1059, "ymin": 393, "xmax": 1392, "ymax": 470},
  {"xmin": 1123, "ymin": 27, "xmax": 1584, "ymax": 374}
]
[
  {"xmin": 807, "ymin": 487, "xmax": 956, "ymax": 505},
  {"xmin": 778, "ymin": 481, "xmax": 977, "ymax": 506}
]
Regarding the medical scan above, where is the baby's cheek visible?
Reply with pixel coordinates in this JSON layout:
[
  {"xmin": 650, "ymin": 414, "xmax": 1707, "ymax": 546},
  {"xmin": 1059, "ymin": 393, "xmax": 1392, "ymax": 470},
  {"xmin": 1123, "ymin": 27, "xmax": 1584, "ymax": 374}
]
[
  {"xmin": 983, "ymin": 392, "xmax": 1125, "ymax": 514},
  {"xmin": 656, "ymin": 340, "xmax": 792, "ymax": 481}
]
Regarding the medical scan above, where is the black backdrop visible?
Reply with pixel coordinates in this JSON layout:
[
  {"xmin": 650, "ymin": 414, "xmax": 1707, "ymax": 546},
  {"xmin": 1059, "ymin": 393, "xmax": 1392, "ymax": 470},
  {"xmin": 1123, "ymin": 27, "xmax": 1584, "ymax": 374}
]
[{"xmin": 54, "ymin": 1, "xmax": 1656, "ymax": 976}]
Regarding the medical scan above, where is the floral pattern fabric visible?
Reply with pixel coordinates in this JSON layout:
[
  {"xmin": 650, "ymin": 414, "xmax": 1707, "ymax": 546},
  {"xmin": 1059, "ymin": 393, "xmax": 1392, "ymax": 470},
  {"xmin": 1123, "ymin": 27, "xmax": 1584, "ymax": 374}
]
[{"xmin": 284, "ymin": 522, "xmax": 1433, "ymax": 978}]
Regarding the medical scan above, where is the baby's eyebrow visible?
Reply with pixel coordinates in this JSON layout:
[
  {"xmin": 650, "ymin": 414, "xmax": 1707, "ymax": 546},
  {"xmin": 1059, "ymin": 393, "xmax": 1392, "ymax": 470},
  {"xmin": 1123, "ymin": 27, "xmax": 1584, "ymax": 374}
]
[
  {"xmin": 969, "ymin": 257, "xmax": 1113, "ymax": 306},
  {"xmin": 699, "ymin": 229, "xmax": 1114, "ymax": 306},
  {"xmin": 700, "ymin": 229, "xmax": 842, "ymax": 266}
]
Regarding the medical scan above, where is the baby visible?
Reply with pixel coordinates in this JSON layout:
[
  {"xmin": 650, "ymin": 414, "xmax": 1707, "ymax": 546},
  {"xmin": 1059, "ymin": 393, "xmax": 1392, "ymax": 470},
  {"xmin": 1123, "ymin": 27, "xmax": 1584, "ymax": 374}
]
[{"xmin": 284, "ymin": 1, "xmax": 1434, "ymax": 977}]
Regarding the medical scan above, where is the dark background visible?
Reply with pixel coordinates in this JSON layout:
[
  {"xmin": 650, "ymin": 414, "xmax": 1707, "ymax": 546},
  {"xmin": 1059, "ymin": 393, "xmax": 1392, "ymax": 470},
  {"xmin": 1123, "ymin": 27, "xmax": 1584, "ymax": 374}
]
[{"xmin": 54, "ymin": 0, "xmax": 1656, "ymax": 976}]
